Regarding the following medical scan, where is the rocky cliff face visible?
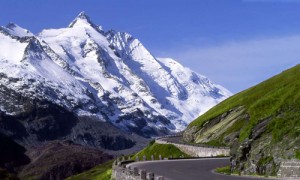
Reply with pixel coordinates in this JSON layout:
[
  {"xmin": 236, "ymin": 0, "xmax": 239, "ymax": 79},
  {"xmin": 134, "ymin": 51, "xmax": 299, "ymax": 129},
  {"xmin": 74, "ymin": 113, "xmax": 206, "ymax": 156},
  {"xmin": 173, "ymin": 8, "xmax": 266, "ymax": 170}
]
[
  {"xmin": 0, "ymin": 84, "xmax": 139, "ymax": 151},
  {"xmin": 184, "ymin": 64, "xmax": 300, "ymax": 176},
  {"xmin": 183, "ymin": 107, "xmax": 282, "ymax": 176}
]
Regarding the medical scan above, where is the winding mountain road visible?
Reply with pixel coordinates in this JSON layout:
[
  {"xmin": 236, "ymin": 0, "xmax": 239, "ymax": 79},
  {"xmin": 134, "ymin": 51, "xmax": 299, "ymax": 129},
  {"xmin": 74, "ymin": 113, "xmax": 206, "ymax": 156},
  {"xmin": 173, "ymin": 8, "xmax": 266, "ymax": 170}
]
[{"xmin": 127, "ymin": 158, "xmax": 276, "ymax": 180}]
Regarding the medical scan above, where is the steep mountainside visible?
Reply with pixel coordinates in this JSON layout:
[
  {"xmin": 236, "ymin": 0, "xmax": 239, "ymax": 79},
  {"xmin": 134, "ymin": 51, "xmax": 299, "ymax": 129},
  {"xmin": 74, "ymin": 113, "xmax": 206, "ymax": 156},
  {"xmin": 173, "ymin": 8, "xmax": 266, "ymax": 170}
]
[
  {"xmin": 0, "ymin": 11, "xmax": 230, "ymax": 147},
  {"xmin": 184, "ymin": 64, "xmax": 300, "ymax": 176}
]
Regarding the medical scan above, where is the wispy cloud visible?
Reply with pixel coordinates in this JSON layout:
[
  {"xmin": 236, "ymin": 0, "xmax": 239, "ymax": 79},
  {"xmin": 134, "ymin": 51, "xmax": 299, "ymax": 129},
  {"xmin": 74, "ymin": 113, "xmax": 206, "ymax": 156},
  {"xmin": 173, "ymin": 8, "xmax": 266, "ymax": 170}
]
[{"xmin": 158, "ymin": 35, "xmax": 300, "ymax": 93}]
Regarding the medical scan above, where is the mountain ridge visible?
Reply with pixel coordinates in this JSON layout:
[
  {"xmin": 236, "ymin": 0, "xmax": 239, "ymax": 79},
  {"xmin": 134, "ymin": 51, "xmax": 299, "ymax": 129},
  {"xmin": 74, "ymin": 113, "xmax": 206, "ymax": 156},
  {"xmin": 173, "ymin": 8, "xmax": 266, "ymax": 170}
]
[{"xmin": 0, "ymin": 12, "xmax": 230, "ymax": 148}]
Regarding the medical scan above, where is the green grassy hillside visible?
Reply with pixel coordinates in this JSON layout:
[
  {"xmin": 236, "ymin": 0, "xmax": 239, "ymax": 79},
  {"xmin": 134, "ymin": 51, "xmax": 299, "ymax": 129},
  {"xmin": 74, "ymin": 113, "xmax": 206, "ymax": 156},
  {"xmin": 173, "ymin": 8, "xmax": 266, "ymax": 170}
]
[
  {"xmin": 188, "ymin": 64, "xmax": 300, "ymax": 142},
  {"xmin": 133, "ymin": 140, "xmax": 189, "ymax": 160},
  {"xmin": 184, "ymin": 64, "xmax": 300, "ymax": 176}
]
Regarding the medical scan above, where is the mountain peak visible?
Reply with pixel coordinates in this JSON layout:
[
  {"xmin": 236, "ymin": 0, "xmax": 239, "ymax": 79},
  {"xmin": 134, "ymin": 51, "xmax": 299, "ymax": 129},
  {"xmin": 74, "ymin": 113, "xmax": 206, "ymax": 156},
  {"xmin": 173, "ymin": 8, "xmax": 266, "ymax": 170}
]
[
  {"xmin": 1, "ymin": 12, "xmax": 231, "ymax": 138},
  {"xmin": 6, "ymin": 22, "xmax": 18, "ymax": 29},
  {"xmin": 69, "ymin": 11, "xmax": 92, "ymax": 28},
  {"xmin": 3, "ymin": 22, "xmax": 33, "ymax": 37},
  {"xmin": 68, "ymin": 11, "xmax": 104, "ymax": 33},
  {"xmin": 77, "ymin": 11, "xmax": 90, "ymax": 21}
]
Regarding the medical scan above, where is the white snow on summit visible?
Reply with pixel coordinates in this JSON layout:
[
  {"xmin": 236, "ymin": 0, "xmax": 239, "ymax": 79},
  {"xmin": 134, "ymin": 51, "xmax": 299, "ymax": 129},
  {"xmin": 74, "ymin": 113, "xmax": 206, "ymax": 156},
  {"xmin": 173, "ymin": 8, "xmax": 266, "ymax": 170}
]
[
  {"xmin": 0, "ymin": 12, "xmax": 231, "ymax": 134},
  {"xmin": 4, "ymin": 23, "xmax": 34, "ymax": 37}
]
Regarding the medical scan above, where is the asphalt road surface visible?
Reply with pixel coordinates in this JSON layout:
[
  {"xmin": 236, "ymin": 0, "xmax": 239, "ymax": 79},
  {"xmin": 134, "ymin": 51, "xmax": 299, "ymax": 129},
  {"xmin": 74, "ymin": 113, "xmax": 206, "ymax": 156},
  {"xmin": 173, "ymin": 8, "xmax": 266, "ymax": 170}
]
[{"xmin": 127, "ymin": 158, "xmax": 277, "ymax": 180}]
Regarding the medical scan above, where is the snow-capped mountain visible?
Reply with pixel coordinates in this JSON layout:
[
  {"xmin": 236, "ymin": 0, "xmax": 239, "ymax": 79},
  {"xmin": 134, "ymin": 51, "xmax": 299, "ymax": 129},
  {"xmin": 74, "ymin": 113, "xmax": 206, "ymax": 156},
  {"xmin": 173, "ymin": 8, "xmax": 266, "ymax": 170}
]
[{"xmin": 0, "ymin": 12, "xmax": 231, "ymax": 138}]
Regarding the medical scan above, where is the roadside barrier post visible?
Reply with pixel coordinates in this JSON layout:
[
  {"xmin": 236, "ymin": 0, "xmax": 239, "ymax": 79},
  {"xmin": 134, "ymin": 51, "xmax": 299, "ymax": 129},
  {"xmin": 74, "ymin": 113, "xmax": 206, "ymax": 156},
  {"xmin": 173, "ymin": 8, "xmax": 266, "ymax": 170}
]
[
  {"xmin": 133, "ymin": 167, "xmax": 139, "ymax": 176},
  {"xmin": 140, "ymin": 169, "xmax": 147, "ymax": 180},
  {"xmin": 147, "ymin": 172, "xmax": 154, "ymax": 180},
  {"xmin": 125, "ymin": 167, "xmax": 130, "ymax": 175}
]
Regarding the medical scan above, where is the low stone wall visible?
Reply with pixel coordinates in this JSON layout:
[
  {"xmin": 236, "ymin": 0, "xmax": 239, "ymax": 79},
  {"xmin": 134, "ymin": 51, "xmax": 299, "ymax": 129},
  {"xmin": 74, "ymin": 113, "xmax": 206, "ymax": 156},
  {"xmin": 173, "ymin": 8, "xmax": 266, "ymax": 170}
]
[
  {"xmin": 111, "ymin": 159, "xmax": 164, "ymax": 180},
  {"xmin": 155, "ymin": 138, "xmax": 230, "ymax": 157},
  {"xmin": 277, "ymin": 160, "xmax": 300, "ymax": 179}
]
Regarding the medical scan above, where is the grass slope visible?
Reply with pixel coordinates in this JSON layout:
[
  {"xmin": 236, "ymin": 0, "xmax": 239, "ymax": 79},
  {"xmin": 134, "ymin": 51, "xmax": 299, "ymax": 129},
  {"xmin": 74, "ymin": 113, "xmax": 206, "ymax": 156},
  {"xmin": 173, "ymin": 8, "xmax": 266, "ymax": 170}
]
[
  {"xmin": 133, "ymin": 141, "xmax": 189, "ymax": 160},
  {"xmin": 215, "ymin": 166, "xmax": 231, "ymax": 175},
  {"xmin": 189, "ymin": 64, "xmax": 300, "ymax": 143},
  {"xmin": 66, "ymin": 160, "xmax": 114, "ymax": 180}
]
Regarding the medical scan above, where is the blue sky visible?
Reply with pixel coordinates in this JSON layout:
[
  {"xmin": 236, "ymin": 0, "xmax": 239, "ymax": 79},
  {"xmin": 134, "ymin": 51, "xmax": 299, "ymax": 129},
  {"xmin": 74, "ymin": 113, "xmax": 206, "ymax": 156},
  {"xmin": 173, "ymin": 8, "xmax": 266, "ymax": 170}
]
[{"xmin": 1, "ymin": 0, "xmax": 300, "ymax": 93}]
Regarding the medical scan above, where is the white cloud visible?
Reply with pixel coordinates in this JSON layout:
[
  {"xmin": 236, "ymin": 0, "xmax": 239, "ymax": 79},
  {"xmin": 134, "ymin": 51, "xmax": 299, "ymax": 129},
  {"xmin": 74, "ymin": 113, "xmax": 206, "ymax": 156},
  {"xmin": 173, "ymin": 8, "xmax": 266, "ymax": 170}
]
[{"xmin": 159, "ymin": 35, "xmax": 300, "ymax": 93}]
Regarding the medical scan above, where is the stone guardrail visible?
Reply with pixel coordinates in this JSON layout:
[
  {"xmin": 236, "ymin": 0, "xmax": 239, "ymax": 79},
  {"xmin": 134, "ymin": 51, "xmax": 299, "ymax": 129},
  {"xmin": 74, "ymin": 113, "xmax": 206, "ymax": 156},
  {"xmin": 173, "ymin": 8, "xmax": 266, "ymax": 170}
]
[
  {"xmin": 155, "ymin": 135, "xmax": 230, "ymax": 157},
  {"xmin": 112, "ymin": 156, "xmax": 169, "ymax": 180},
  {"xmin": 155, "ymin": 134, "xmax": 229, "ymax": 149}
]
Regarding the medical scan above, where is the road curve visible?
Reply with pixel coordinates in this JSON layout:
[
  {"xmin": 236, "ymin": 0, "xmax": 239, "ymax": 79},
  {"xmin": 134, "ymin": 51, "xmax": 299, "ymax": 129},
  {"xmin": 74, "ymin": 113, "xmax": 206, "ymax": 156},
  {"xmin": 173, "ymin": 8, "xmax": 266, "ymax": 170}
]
[{"xmin": 127, "ymin": 158, "xmax": 276, "ymax": 180}]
